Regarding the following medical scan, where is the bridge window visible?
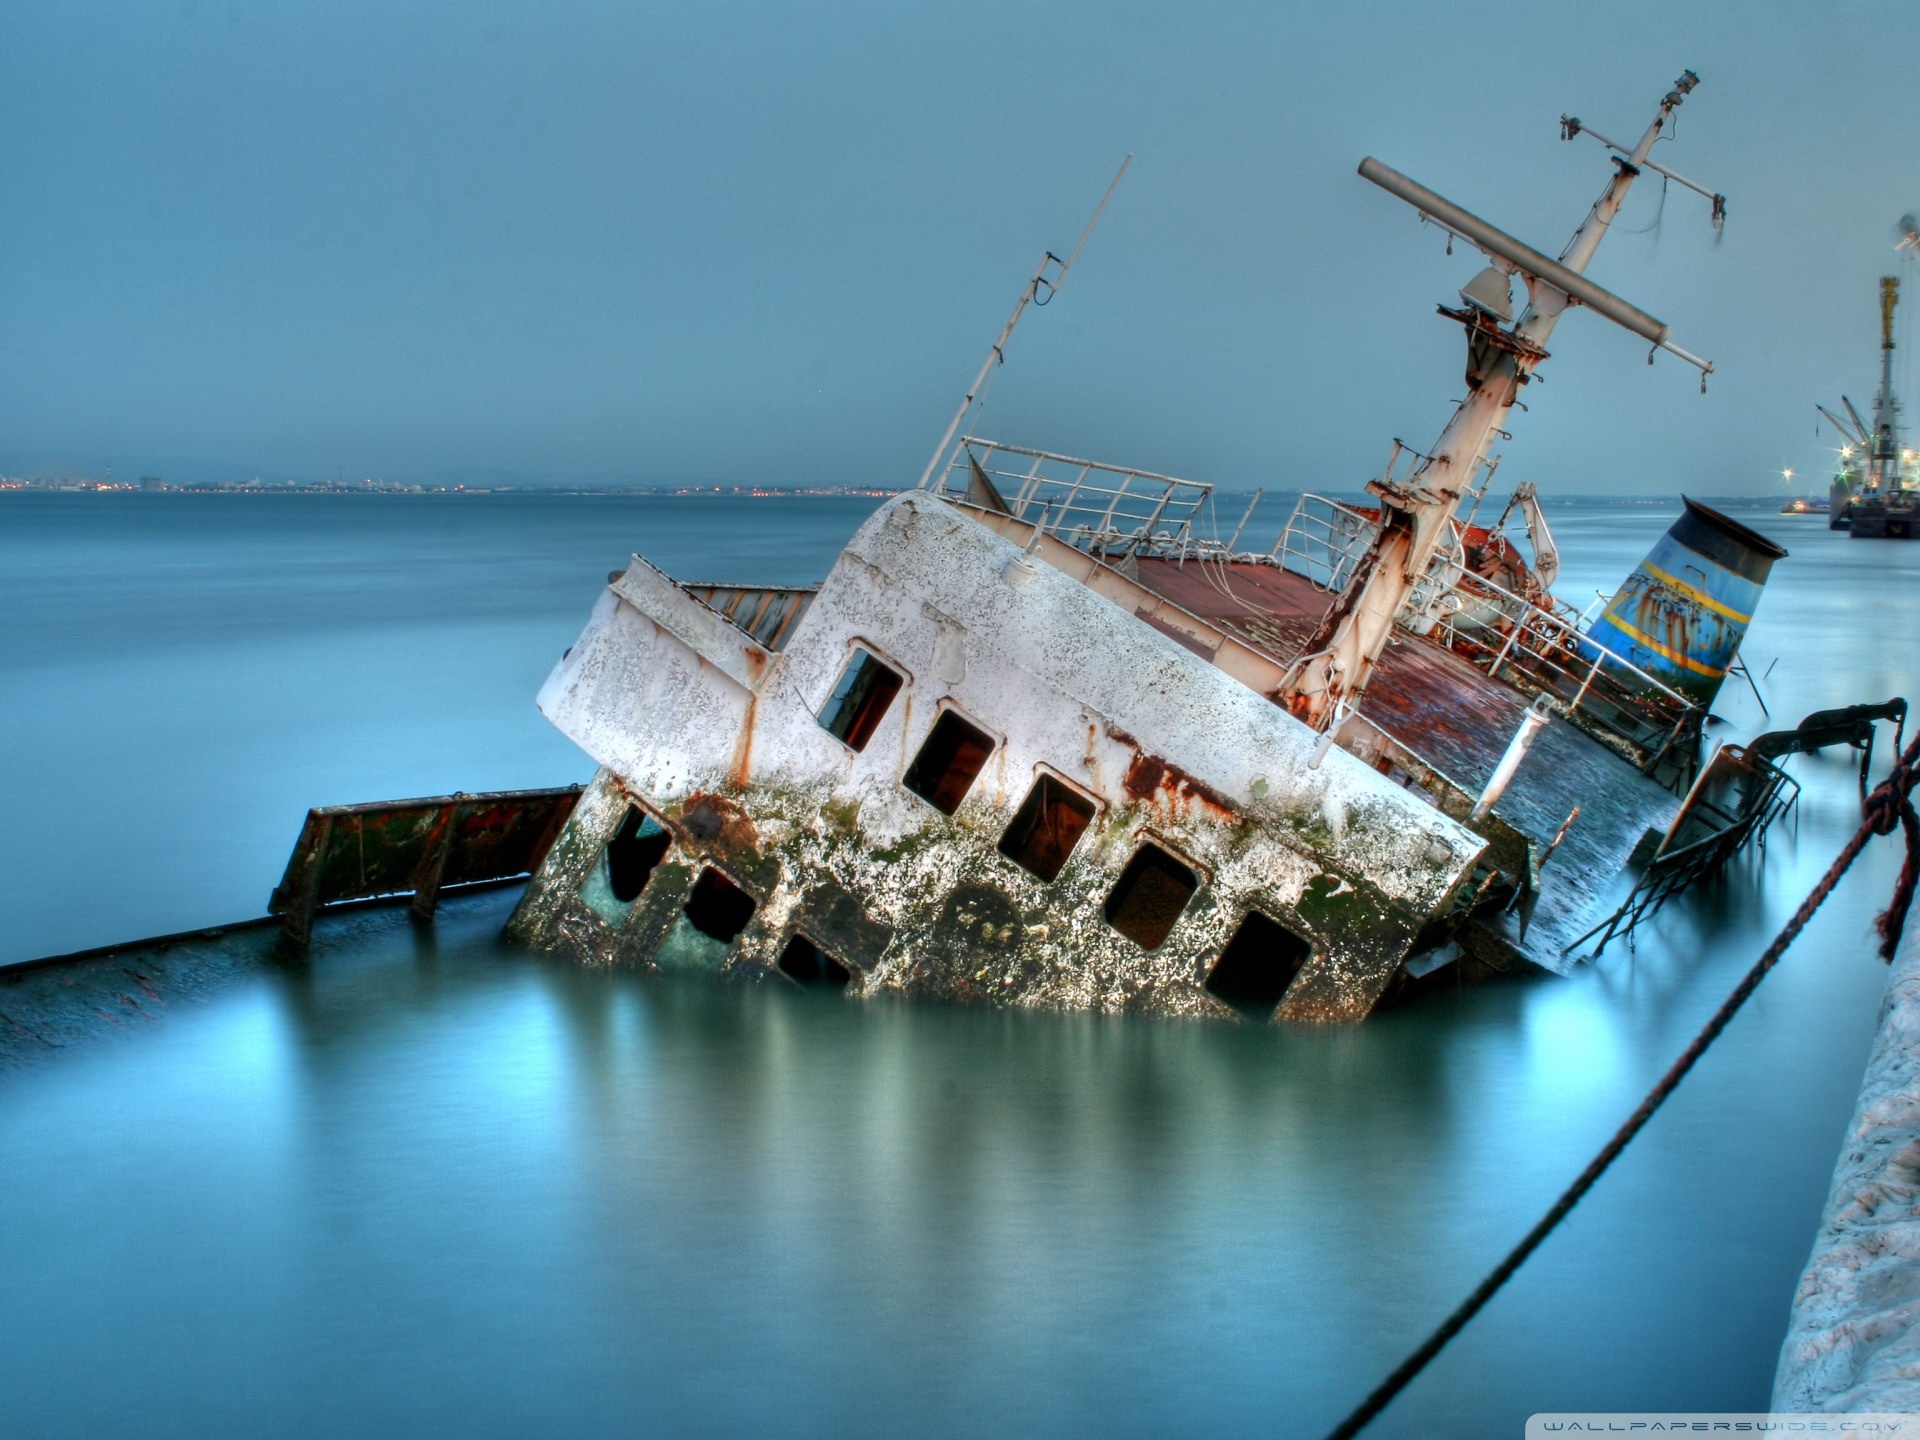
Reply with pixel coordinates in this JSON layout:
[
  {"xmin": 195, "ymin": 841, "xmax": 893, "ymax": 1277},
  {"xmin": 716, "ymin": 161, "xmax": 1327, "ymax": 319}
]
[
  {"xmin": 684, "ymin": 866, "xmax": 757, "ymax": 943},
  {"xmin": 819, "ymin": 649, "xmax": 903, "ymax": 752},
  {"xmin": 1204, "ymin": 911, "xmax": 1311, "ymax": 1017},
  {"xmin": 579, "ymin": 806, "xmax": 671, "ymax": 926},
  {"xmin": 998, "ymin": 774, "xmax": 1096, "ymax": 882},
  {"xmin": 777, "ymin": 934, "xmax": 852, "ymax": 988},
  {"xmin": 904, "ymin": 710, "xmax": 996, "ymax": 815},
  {"xmin": 1102, "ymin": 842, "xmax": 1199, "ymax": 950}
]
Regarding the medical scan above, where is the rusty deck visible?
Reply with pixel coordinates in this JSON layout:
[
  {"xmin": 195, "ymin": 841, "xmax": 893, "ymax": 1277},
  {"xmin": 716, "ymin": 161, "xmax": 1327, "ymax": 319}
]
[{"xmin": 1132, "ymin": 557, "xmax": 1679, "ymax": 970}]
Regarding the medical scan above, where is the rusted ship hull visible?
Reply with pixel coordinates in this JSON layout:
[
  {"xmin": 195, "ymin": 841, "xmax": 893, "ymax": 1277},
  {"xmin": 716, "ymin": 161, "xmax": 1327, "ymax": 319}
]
[
  {"xmin": 509, "ymin": 493, "xmax": 1481, "ymax": 1022},
  {"xmin": 505, "ymin": 73, "xmax": 1802, "ymax": 1022}
]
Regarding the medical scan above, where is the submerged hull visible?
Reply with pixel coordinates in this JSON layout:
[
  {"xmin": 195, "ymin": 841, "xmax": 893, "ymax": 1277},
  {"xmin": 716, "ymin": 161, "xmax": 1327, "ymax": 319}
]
[
  {"xmin": 505, "ymin": 474, "xmax": 1766, "ymax": 1022},
  {"xmin": 509, "ymin": 493, "xmax": 1482, "ymax": 1023},
  {"xmin": 507, "ymin": 77, "xmax": 1782, "ymax": 1022}
]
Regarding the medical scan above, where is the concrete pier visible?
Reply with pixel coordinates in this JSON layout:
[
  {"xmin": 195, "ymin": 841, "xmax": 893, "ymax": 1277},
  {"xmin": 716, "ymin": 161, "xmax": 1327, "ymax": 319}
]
[{"xmin": 1774, "ymin": 922, "xmax": 1920, "ymax": 1411}]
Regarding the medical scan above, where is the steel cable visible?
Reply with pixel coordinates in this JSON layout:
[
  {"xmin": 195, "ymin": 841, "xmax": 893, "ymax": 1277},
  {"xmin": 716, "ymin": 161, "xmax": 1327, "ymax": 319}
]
[{"xmin": 1322, "ymin": 728, "xmax": 1920, "ymax": 1440}]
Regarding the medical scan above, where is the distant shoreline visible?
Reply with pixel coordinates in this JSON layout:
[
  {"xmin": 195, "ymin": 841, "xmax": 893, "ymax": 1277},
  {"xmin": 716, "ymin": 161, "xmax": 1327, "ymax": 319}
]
[
  {"xmin": 0, "ymin": 482, "xmax": 906, "ymax": 498},
  {"xmin": 0, "ymin": 482, "xmax": 1810, "ymax": 507}
]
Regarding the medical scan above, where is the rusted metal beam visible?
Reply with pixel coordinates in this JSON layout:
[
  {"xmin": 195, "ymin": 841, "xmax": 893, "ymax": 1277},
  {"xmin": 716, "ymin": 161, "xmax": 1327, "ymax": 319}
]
[{"xmin": 268, "ymin": 785, "xmax": 584, "ymax": 943}]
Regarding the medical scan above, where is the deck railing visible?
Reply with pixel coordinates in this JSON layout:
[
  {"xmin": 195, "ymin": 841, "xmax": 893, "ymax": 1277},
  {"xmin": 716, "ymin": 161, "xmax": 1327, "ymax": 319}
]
[
  {"xmin": 939, "ymin": 451, "xmax": 1699, "ymax": 776},
  {"xmin": 928, "ymin": 437, "xmax": 1213, "ymax": 557},
  {"xmin": 1269, "ymin": 491, "xmax": 1698, "ymax": 773},
  {"xmin": 1418, "ymin": 566, "xmax": 1700, "ymax": 772},
  {"xmin": 1269, "ymin": 493, "xmax": 1379, "ymax": 592}
]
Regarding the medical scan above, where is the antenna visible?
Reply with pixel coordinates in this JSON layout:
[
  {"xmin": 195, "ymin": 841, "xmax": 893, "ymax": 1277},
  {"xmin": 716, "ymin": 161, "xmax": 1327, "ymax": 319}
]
[
  {"xmin": 913, "ymin": 156, "xmax": 1133, "ymax": 491},
  {"xmin": 1561, "ymin": 106, "xmax": 1727, "ymax": 230}
]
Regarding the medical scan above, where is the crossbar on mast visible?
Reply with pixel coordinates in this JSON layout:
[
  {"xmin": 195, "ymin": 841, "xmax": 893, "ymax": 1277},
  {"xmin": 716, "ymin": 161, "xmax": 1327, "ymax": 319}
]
[{"xmin": 1358, "ymin": 156, "xmax": 1712, "ymax": 376}]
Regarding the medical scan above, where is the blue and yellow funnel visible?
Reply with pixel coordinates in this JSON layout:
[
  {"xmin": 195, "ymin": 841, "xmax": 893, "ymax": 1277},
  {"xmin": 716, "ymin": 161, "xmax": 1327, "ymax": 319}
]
[{"xmin": 1584, "ymin": 497, "xmax": 1788, "ymax": 707}]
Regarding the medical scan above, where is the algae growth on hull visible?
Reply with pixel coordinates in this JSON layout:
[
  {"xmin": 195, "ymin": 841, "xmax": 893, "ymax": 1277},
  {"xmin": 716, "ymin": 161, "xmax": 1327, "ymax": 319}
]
[{"xmin": 512, "ymin": 492, "xmax": 1481, "ymax": 1021}]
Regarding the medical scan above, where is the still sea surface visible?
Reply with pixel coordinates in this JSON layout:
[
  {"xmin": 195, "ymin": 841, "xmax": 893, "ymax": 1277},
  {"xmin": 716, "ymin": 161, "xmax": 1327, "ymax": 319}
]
[{"xmin": 3, "ymin": 490, "xmax": 1917, "ymax": 1438}]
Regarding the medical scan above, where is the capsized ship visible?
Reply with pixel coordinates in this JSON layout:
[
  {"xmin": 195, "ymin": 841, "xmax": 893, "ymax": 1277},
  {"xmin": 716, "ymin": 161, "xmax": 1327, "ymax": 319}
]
[
  {"xmin": 1820, "ymin": 267, "xmax": 1920, "ymax": 537},
  {"xmin": 499, "ymin": 73, "xmax": 1792, "ymax": 1023}
]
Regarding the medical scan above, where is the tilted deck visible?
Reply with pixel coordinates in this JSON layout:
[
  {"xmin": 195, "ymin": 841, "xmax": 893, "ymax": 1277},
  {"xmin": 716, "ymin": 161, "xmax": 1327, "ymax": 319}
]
[{"xmin": 1129, "ymin": 555, "xmax": 1679, "ymax": 970}]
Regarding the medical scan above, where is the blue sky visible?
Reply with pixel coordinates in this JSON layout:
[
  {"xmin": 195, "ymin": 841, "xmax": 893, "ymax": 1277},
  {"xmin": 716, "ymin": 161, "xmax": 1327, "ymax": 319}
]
[{"xmin": 3, "ymin": 0, "xmax": 1914, "ymax": 493}]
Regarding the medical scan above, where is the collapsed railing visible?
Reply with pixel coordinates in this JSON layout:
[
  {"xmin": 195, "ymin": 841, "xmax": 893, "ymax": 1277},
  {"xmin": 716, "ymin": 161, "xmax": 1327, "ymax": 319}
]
[
  {"xmin": 1574, "ymin": 700, "xmax": 1914, "ymax": 957},
  {"xmin": 1566, "ymin": 743, "xmax": 1799, "ymax": 958}
]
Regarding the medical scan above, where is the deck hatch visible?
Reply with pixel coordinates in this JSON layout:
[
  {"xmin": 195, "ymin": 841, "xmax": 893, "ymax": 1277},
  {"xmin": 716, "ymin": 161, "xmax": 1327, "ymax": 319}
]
[
  {"xmin": 1102, "ymin": 842, "xmax": 1199, "ymax": 950},
  {"xmin": 903, "ymin": 711, "xmax": 996, "ymax": 816},
  {"xmin": 1204, "ymin": 911, "xmax": 1312, "ymax": 1017},
  {"xmin": 684, "ymin": 866, "xmax": 757, "ymax": 943},
  {"xmin": 998, "ymin": 774, "xmax": 1096, "ymax": 882}
]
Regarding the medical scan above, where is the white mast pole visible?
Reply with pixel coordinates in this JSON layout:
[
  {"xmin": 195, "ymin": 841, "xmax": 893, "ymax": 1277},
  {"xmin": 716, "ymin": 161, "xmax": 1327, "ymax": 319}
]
[
  {"xmin": 913, "ymin": 156, "xmax": 1132, "ymax": 492},
  {"xmin": 1285, "ymin": 73, "xmax": 1704, "ymax": 728}
]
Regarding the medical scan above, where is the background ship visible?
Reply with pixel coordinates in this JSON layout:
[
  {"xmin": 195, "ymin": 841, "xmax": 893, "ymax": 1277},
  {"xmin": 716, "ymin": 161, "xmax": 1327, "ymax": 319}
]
[{"xmin": 1820, "ymin": 244, "xmax": 1920, "ymax": 536}]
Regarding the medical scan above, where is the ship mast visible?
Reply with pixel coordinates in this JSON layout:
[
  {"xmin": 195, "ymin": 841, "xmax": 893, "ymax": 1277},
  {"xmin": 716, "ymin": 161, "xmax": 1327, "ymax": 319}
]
[
  {"xmin": 1285, "ymin": 72, "xmax": 1721, "ymax": 728},
  {"xmin": 1872, "ymin": 275, "xmax": 1902, "ymax": 496}
]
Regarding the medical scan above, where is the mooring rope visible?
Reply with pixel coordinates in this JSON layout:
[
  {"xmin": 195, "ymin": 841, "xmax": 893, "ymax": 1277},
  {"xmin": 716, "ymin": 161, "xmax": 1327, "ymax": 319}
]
[{"xmin": 1322, "ymin": 729, "xmax": 1920, "ymax": 1440}]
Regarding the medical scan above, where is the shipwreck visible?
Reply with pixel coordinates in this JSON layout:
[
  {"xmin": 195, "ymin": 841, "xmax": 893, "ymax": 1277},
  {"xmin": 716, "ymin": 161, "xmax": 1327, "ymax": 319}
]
[{"xmin": 476, "ymin": 75, "xmax": 1803, "ymax": 1022}]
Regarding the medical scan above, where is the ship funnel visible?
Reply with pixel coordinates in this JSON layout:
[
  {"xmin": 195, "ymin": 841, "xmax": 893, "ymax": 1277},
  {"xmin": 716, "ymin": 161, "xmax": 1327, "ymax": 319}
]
[{"xmin": 1583, "ymin": 498, "xmax": 1787, "ymax": 708}]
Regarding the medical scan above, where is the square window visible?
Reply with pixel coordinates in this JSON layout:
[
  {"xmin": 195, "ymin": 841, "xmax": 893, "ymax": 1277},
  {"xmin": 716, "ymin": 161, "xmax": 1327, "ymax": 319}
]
[
  {"xmin": 776, "ymin": 934, "xmax": 852, "ymax": 987},
  {"xmin": 684, "ymin": 866, "xmax": 757, "ymax": 943},
  {"xmin": 903, "ymin": 710, "xmax": 996, "ymax": 815},
  {"xmin": 1102, "ymin": 842, "xmax": 1198, "ymax": 950},
  {"xmin": 819, "ymin": 649, "xmax": 903, "ymax": 752},
  {"xmin": 1204, "ymin": 911, "xmax": 1312, "ymax": 1017},
  {"xmin": 998, "ymin": 774, "xmax": 1097, "ymax": 882},
  {"xmin": 578, "ymin": 806, "xmax": 671, "ymax": 926}
]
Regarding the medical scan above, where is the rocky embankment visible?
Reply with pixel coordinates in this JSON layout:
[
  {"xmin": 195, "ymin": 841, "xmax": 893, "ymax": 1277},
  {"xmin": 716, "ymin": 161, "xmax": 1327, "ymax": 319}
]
[{"xmin": 1774, "ymin": 923, "xmax": 1920, "ymax": 1410}]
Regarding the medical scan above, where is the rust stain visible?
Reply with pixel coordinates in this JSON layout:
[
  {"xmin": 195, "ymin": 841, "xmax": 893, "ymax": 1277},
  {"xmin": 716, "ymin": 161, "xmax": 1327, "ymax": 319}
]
[
  {"xmin": 1121, "ymin": 750, "xmax": 1237, "ymax": 817},
  {"xmin": 1122, "ymin": 751, "xmax": 1167, "ymax": 799},
  {"xmin": 676, "ymin": 792, "xmax": 760, "ymax": 851},
  {"xmin": 729, "ymin": 692, "xmax": 758, "ymax": 789}
]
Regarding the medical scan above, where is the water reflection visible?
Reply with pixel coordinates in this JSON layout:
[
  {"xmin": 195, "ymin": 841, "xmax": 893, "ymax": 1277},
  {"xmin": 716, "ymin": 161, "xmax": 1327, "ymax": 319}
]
[{"xmin": 3, "ymin": 500, "xmax": 1918, "ymax": 1436}]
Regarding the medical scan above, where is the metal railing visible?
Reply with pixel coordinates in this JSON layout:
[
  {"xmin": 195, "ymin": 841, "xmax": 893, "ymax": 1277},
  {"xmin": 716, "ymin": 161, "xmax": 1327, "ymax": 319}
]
[
  {"xmin": 929, "ymin": 437, "xmax": 1214, "ymax": 557},
  {"xmin": 1343, "ymin": 709, "xmax": 1479, "ymax": 817},
  {"xmin": 1269, "ymin": 493, "xmax": 1380, "ymax": 591},
  {"xmin": 934, "ymin": 442, "xmax": 1698, "ymax": 776},
  {"xmin": 682, "ymin": 584, "xmax": 819, "ymax": 651},
  {"xmin": 1270, "ymin": 491, "xmax": 1699, "ymax": 773},
  {"xmin": 1416, "ymin": 564, "xmax": 1700, "ymax": 771},
  {"xmin": 1566, "ymin": 743, "xmax": 1798, "ymax": 959}
]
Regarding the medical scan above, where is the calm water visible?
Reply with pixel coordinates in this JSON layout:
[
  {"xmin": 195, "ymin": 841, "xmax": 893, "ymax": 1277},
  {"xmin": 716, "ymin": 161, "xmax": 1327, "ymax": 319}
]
[{"xmin": 3, "ymin": 491, "xmax": 1918, "ymax": 1438}]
